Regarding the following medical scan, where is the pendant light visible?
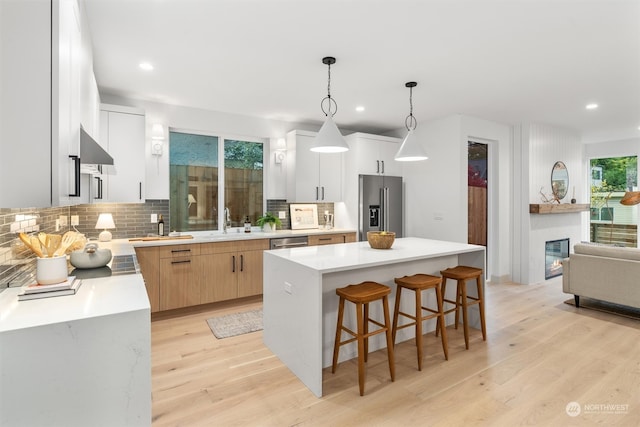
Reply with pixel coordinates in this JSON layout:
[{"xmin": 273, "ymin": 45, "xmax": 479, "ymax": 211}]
[
  {"xmin": 311, "ymin": 57, "xmax": 349, "ymax": 153},
  {"xmin": 394, "ymin": 81, "xmax": 428, "ymax": 161}
]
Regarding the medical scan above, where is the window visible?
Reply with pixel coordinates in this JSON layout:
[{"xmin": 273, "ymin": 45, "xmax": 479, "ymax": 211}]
[
  {"xmin": 589, "ymin": 156, "xmax": 637, "ymax": 247},
  {"xmin": 169, "ymin": 131, "xmax": 264, "ymax": 232}
]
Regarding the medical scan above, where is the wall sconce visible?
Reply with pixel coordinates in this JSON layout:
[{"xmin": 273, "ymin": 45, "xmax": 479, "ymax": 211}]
[
  {"xmin": 151, "ymin": 123, "xmax": 165, "ymax": 156},
  {"xmin": 95, "ymin": 213, "xmax": 116, "ymax": 242},
  {"xmin": 274, "ymin": 137, "xmax": 287, "ymax": 164}
]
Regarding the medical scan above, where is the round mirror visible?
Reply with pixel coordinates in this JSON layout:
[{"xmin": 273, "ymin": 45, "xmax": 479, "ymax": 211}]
[{"xmin": 551, "ymin": 161, "xmax": 569, "ymax": 200}]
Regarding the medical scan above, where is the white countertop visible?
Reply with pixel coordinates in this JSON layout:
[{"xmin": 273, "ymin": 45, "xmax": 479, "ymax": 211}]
[
  {"xmin": 0, "ymin": 273, "xmax": 149, "ymax": 333},
  {"xmin": 126, "ymin": 228, "xmax": 356, "ymax": 247},
  {"xmin": 264, "ymin": 237, "xmax": 485, "ymax": 273}
]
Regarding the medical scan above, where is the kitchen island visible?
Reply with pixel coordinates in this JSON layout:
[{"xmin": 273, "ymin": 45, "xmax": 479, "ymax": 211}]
[
  {"xmin": 263, "ymin": 237, "xmax": 485, "ymax": 397},
  {"xmin": 0, "ymin": 246, "xmax": 151, "ymax": 426}
]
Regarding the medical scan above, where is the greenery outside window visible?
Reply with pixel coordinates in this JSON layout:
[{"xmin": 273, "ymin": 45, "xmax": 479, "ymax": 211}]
[
  {"xmin": 169, "ymin": 131, "xmax": 264, "ymax": 232},
  {"xmin": 590, "ymin": 156, "xmax": 637, "ymax": 247}
]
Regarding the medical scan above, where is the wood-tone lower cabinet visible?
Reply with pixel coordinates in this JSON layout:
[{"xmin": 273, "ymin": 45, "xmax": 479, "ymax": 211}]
[
  {"xmin": 200, "ymin": 239, "xmax": 269, "ymax": 303},
  {"xmin": 158, "ymin": 244, "xmax": 201, "ymax": 311},
  {"xmin": 134, "ymin": 246, "xmax": 160, "ymax": 313},
  {"xmin": 308, "ymin": 232, "xmax": 357, "ymax": 246},
  {"xmin": 200, "ymin": 251, "xmax": 238, "ymax": 304},
  {"xmin": 237, "ymin": 249, "xmax": 264, "ymax": 298}
]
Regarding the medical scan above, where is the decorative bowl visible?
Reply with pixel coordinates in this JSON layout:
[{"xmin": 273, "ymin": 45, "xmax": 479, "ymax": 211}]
[{"xmin": 367, "ymin": 231, "xmax": 396, "ymax": 249}]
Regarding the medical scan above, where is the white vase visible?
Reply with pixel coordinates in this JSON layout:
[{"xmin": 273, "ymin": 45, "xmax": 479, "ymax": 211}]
[{"xmin": 263, "ymin": 223, "xmax": 274, "ymax": 233}]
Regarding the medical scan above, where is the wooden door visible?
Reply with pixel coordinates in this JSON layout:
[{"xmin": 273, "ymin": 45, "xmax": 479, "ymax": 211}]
[{"xmin": 468, "ymin": 142, "xmax": 487, "ymax": 246}]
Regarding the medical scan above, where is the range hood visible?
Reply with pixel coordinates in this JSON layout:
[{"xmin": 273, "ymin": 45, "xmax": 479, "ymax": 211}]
[{"xmin": 80, "ymin": 126, "xmax": 113, "ymax": 166}]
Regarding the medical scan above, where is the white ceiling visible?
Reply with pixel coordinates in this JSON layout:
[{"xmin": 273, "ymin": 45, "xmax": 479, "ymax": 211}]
[{"xmin": 83, "ymin": 0, "xmax": 640, "ymax": 143}]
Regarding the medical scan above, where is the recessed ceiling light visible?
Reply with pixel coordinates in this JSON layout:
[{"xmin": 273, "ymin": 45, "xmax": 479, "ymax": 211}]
[
  {"xmin": 585, "ymin": 103, "xmax": 598, "ymax": 110},
  {"xmin": 139, "ymin": 62, "xmax": 154, "ymax": 71},
  {"xmin": 355, "ymin": 106, "xmax": 365, "ymax": 112}
]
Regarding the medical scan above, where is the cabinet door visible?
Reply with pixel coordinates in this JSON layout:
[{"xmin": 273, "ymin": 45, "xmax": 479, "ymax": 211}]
[
  {"xmin": 237, "ymin": 250, "xmax": 263, "ymax": 298},
  {"xmin": 159, "ymin": 257, "xmax": 201, "ymax": 310},
  {"xmin": 293, "ymin": 133, "xmax": 320, "ymax": 202},
  {"xmin": 318, "ymin": 153, "xmax": 342, "ymax": 201},
  {"xmin": 200, "ymin": 252, "xmax": 238, "ymax": 303},
  {"xmin": 377, "ymin": 140, "xmax": 402, "ymax": 176},
  {"xmin": 102, "ymin": 111, "xmax": 146, "ymax": 203},
  {"xmin": 0, "ymin": 0, "xmax": 52, "ymax": 207},
  {"xmin": 135, "ymin": 246, "xmax": 160, "ymax": 313}
]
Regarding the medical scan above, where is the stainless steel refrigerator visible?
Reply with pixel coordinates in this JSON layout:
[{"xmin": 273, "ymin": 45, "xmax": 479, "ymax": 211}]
[{"xmin": 358, "ymin": 174, "xmax": 403, "ymax": 241}]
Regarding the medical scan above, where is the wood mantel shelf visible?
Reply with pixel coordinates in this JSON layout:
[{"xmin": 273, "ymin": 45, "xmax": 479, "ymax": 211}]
[{"xmin": 530, "ymin": 203, "xmax": 590, "ymax": 214}]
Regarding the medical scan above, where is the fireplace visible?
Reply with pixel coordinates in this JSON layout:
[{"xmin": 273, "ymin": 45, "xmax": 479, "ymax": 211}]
[{"xmin": 545, "ymin": 238, "xmax": 569, "ymax": 279}]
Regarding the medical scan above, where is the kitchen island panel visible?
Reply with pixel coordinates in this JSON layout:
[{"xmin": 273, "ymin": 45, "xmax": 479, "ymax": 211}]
[{"xmin": 263, "ymin": 253, "xmax": 324, "ymax": 397}]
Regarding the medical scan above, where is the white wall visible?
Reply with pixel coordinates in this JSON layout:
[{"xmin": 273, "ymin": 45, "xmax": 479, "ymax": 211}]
[
  {"xmin": 513, "ymin": 123, "xmax": 584, "ymax": 284},
  {"xmin": 398, "ymin": 114, "xmax": 512, "ymax": 283}
]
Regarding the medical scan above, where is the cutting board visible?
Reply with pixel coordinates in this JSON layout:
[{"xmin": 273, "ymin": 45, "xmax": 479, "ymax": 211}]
[{"xmin": 128, "ymin": 235, "xmax": 194, "ymax": 242}]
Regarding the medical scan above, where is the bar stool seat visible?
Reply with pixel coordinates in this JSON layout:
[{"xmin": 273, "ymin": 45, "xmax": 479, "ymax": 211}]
[
  {"xmin": 392, "ymin": 274, "xmax": 448, "ymax": 371},
  {"xmin": 332, "ymin": 281, "xmax": 395, "ymax": 396},
  {"xmin": 439, "ymin": 266, "xmax": 486, "ymax": 349}
]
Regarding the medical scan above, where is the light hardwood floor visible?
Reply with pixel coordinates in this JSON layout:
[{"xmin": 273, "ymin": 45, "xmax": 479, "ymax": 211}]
[{"xmin": 150, "ymin": 278, "xmax": 640, "ymax": 426}]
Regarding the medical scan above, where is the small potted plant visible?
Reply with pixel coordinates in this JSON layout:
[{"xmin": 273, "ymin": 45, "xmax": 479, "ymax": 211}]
[{"xmin": 256, "ymin": 212, "xmax": 282, "ymax": 233}]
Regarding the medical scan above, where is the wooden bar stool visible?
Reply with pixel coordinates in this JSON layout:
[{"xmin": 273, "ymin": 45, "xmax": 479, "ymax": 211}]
[
  {"xmin": 392, "ymin": 274, "xmax": 448, "ymax": 371},
  {"xmin": 332, "ymin": 281, "xmax": 395, "ymax": 396},
  {"xmin": 439, "ymin": 266, "xmax": 486, "ymax": 349}
]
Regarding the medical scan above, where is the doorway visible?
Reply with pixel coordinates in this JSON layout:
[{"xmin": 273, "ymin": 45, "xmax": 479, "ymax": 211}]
[{"xmin": 468, "ymin": 142, "xmax": 487, "ymax": 246}]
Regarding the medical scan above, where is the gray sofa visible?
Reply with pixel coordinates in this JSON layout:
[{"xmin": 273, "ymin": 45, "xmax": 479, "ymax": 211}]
[{"xmin": 562, "ymin": 243, "xmax": 640, "ymax": 308}]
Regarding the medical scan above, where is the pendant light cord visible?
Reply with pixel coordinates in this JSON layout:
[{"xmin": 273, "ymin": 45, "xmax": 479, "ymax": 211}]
[
  {"xmin": 321, "ymin": 57, "xmax": 338, "ymax": 117},
  {"xmin": 405, "ymin": 82, "xmax": 418, "ymax": 131}
]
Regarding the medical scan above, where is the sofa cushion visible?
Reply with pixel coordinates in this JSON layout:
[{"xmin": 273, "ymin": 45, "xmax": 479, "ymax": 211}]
[{"xmin": 574, "ymin": 243, "xmax": 640, "ymax": 261}]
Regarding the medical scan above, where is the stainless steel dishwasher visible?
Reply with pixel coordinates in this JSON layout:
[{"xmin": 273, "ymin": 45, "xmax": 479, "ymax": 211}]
[{"xmin": 270, "ymin": 236, "xmax": 309, "ymax": 249}]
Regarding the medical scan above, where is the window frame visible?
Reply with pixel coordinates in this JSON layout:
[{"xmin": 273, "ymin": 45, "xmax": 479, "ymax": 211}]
[{"xmin": 169, "ymin": 127, "xmax": 267, "ymax": 232}]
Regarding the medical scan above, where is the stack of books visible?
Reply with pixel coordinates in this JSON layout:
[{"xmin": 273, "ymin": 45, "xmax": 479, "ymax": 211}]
[{"xmin": 18, "ymin": 276, "xmax": 82, "ymax": 301}]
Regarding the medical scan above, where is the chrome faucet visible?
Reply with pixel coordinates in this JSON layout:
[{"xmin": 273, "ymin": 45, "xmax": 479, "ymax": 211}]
[{"xmin": 223, "ymin": 207, "xmax": 231, "ymax": 233}]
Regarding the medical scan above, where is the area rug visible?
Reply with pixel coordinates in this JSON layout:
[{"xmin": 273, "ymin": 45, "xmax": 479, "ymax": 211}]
[
  {"xmin": 206, "ymin": 308, "xmax": 263, "ymax": 339},
  {"xmin": 564, "ymin": 298, "xmax": 640, "ymax": 320}
]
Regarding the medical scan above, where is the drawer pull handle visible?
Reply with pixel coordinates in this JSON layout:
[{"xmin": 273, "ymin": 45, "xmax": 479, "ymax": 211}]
[
  {"xmin": 171, "ymin": 260, "xmax": 191, "ymax": 265},
  {"xmin": 240, "ymin": 254, "xmax": 244, "ymax": 272},
  {"xmin": 171, "ymin": 249, "xmax": 191, "ymax": 253},
  {"xmin": 232, "ymin": 255, "xmax": 236, "ymax": 273}
]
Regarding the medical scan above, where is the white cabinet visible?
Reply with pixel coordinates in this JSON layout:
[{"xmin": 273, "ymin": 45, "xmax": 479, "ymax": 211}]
[
  {"xmin": 97, "ymin": 104, "xmax": 146, "ymax": 203},
  {"xmin": 344, "ymin": 133, "xmax": 403, "ymax": 177},
  {"xmin": 286, "ymin": 130, "xmax": 342, "ymax": 202},
  {"xmin": 0, "ymin": 0, "xmax": 90, "ymax": 208}
]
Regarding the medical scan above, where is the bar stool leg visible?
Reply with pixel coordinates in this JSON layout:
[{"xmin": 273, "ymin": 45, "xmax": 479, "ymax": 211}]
[
  {"xmin": 476, "ymin": 275, "xmax": 487, "ymax": 341},
  {"xmin": 460, "ymin": 280, "xmax": 469, "ymax": 349},
  {"xmin": 392, "ymin": 286, "xmax": 403, "ymax": 344},
  {"xmin": 415, "ymin": 286, "xmax": 424, "ymax": 371},
  {"xmin": 363, "ymin": 302, "xmax": 370, "ymax": 363},
  {"xmin": 382, "ymin": 295, "xmax": 395, "ymax": 381},
  {"xmin": 435, "ymin": 284, "xmax": 449, "ymax": 360},
  {"xmin": 332, "ymin": 297, "xmax": 345, "ymax": 373},
  {"xmin": 454, "ymin": 281, "xmax": 462, "ymax": 330},
  {"xmin": 356, "ymin": 302, "xmax": 366, "ymax": 396}
]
